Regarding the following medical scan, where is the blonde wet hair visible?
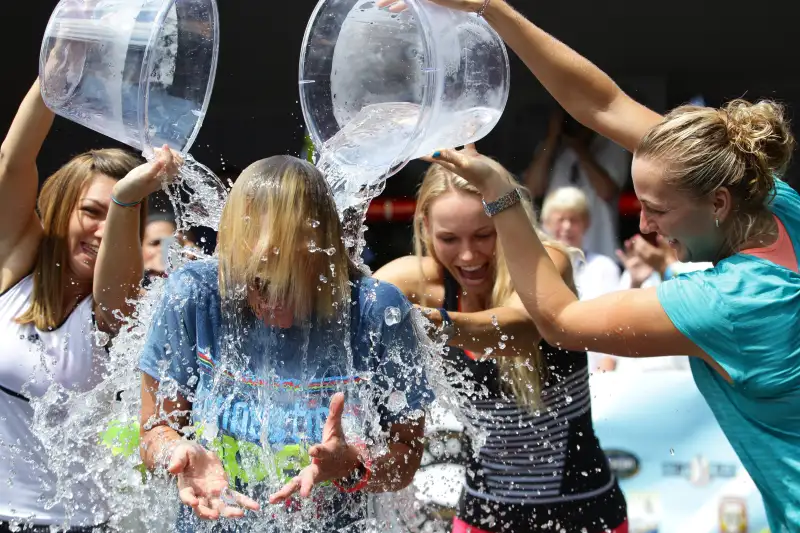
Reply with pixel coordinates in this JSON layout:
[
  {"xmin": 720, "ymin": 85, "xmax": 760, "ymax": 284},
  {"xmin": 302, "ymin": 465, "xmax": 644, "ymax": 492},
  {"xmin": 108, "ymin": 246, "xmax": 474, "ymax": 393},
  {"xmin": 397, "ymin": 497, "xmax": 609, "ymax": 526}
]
[
  {"xmin": 217, "ymin": 155, "xmax": 358, "ymax": 322},
  {"xmin": 636, "ymin": 98, "xmax": 795, "ymax": 250},
  {"xmin": 16, "ymin": 149, "xmax": 144, "ymax": 331},
  {"xmin": 413, "ymin": 164, "xmax": 578, "ymax": 410}
]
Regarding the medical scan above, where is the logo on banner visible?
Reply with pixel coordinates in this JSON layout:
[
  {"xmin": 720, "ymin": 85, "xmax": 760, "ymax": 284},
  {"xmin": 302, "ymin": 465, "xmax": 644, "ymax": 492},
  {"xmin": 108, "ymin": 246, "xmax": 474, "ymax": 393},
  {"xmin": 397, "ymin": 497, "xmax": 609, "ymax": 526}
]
[
  {"xmin": 604, "ymin": 449, "xmax": 641, "ymax": 479},
  {"xmin": 719, "ymin": 496, "xmax": 748, "ymax": 533},
  {"xmin": 627, "ymin": 492, "xmax": 661, "ymax": 533},
  {"xmin": 662, "ymin": 454, "xmax": 737, "ymax": 487}
]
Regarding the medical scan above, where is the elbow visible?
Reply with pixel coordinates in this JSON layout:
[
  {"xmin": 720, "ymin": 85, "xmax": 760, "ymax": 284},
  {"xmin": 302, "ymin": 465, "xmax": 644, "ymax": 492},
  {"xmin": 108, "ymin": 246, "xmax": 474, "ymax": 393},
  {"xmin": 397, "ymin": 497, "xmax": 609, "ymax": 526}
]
[
  {"xmin": 535, "ymin": 311, "xmax": 581, "ymax": 352},
  {"xmin": 539, "ymin": 323, "xmax": 566, "ymax": 349}
]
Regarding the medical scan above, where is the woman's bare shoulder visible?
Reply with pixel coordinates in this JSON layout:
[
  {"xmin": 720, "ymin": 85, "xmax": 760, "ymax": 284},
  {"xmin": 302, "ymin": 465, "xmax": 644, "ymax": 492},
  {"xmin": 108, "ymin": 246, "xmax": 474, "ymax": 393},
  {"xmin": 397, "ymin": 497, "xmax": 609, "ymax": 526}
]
[{"xmin": 373, "ymin": 255, "xmax": 442, "ymax": 302}]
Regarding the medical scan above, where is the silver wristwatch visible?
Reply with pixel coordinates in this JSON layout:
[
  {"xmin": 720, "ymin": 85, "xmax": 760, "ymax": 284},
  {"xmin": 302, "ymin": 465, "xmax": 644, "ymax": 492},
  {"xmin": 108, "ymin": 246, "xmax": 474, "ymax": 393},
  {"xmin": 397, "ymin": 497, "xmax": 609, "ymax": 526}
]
[{"xmin": 482, "ymin": 188, "xmax": 524, "ymax": 217}]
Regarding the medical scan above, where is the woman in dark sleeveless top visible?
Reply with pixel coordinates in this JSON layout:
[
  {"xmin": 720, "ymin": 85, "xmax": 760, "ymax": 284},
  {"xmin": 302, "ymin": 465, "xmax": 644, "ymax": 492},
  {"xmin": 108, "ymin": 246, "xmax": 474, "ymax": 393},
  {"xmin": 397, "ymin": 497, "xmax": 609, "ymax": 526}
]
[{"xmin": 375, "ymin": 164, "xmax": 627, "ymax": 533}]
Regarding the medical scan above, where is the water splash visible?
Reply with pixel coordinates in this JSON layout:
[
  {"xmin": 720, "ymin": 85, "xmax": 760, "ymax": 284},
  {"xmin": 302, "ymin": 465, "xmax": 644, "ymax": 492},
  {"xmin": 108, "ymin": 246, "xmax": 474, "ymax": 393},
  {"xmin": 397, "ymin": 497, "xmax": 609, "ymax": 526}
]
[
  {"xmin": 164, "ymin": 153, "xmax": 229, "ymax": 234},
  {"xmin": 22, "ymin": 117, "xmax": 497, "ymax": 533}
]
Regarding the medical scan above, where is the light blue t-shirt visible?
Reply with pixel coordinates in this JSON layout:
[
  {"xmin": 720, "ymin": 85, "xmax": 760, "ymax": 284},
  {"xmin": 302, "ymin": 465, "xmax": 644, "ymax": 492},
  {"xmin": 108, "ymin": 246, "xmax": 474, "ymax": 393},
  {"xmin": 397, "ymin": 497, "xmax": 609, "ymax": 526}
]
[
  {"xmin": 139, "ymin": 259, "xmax": 433, "ymax": 531},
  {"xmin": 658, "ymin": 180, "xmax": 800, "ymax": 532}
]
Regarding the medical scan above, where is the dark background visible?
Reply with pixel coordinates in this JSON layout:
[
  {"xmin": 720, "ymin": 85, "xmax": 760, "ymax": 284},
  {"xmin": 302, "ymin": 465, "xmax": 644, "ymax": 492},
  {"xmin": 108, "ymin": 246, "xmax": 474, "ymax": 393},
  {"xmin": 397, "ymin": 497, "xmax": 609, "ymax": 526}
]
[{"xmin": 4, "ymin": 0, "xmax": 798, "ymax": 267}]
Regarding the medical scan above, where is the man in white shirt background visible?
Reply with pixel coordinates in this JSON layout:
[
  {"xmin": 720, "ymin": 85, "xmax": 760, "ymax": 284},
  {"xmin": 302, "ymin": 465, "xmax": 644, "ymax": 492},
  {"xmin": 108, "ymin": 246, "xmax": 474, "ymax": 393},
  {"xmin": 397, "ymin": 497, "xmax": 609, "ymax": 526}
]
[{"xmin": 524, "ymin": 106, "xmax": 631, "ymax": 260}]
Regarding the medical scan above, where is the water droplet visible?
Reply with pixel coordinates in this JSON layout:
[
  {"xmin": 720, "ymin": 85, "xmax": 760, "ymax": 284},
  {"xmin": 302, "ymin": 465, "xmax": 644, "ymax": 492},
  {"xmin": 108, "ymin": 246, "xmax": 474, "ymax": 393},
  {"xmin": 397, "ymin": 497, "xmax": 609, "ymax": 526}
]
[
  {"xmin": 272, "ymin": 247, "xmax": 280, "ymax": 255},
  {"xmin": 93, "ymin": 330, "xmax": 110, "ymax": 347},
  {"xmin": 429, "ymin": 440, "xmax": 444, "ymax": 458},
  {"xmin": 491, "ymin": 315, "xmax": 499, "ymax": 327},
  {"xmin": 565, "ymin": 395, "xmax": 572, "ymax": 404},
  {"xmin": 319, "ymin": 274, "xmax": 328, "ymax": 283},
  {"xmin": 500, "ymin": 334, "xmax": 508, "ymax": 341},
  {"xmin": 670, "ymin": 448, "xmax": 675, "ymax": 455},
  {"xmin": 307, "ymin": 219, "xmax": 321, "ymax": 228},
  {"xmin": 387, "ymin": 391, "xmax": 408, "ymax": 413},
  {"xmin": 498, "ymin": 342, "xmax": 506, "ymax": 349},
  {"xmin": 484, "ymin": 347, "xmax": 494, "ymax": 356},
  {"xmin": 384, "ymin": 306, "xmax": 401, "ymax": 326}
]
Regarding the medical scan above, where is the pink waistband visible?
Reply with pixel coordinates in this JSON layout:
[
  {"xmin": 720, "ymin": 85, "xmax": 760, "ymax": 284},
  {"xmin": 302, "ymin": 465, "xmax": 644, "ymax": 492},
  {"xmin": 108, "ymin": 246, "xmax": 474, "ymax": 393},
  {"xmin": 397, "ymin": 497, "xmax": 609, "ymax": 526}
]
[{"xmin": 453, "ymin": 517, "xmax": 629, "ymax": 533}]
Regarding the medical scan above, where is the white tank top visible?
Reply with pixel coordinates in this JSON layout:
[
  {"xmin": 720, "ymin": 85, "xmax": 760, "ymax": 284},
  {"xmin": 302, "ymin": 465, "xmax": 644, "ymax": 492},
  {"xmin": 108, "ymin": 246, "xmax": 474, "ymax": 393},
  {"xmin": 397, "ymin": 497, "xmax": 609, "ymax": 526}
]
[{"xmin": 0, "ymin": 275, "xmax": 109, "ymax": 526}]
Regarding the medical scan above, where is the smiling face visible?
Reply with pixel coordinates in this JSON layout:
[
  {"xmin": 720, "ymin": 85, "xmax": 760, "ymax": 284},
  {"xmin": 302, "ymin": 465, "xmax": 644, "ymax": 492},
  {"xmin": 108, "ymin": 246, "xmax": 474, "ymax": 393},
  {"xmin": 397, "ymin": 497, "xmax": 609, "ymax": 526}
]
[
  {"xmin": 65, "ymin": 174, "xmax": 118, "ymax": 283},
  {"xmin": 542, "ymin": 208, "xmax": 589, "ymax": 249},
  {"xmin": 632, "ymin": 156, "xmax": 725, "ymax": 263},
  {"xmin": 426, "ymin": 190, "xmax": 496, "ymax": 295}
]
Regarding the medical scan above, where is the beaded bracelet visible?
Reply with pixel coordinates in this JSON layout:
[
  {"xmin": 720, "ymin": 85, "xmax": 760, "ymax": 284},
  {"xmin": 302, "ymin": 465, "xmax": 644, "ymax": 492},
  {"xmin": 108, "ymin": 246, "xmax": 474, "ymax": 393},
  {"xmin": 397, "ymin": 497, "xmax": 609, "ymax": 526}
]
[{"xmin": 477, "ymin": 0, "xmax": 492, "ymax": 17}]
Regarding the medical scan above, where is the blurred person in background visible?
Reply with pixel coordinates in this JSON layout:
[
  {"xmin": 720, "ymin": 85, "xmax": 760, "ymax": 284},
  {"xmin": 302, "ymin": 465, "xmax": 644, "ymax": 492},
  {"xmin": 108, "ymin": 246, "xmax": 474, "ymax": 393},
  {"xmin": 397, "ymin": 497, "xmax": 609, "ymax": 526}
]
[
  {"xmin": 524, "ymin": 107, "xmax": 630, "ymax": 259},
  {"xmin": 142, "ymin": 211, "xmax": 200, "ymax": 286}
]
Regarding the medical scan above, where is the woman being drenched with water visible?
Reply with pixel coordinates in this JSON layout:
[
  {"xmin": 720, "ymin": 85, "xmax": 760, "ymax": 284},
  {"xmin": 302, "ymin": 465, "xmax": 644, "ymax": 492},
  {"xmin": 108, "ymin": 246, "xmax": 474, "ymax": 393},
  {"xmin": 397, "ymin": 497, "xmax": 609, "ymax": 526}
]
[{"xmin": 138, "ymin": 155, "xmax": 432, "ymax": 532}]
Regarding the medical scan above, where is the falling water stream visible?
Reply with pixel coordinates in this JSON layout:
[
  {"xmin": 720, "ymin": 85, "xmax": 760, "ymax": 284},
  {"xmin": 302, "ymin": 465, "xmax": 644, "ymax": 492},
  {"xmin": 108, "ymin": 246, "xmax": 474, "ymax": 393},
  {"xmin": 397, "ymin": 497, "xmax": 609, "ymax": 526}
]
[{"xmin": 21, "ymin": 132, "xmax": 492, "ymax": 533}]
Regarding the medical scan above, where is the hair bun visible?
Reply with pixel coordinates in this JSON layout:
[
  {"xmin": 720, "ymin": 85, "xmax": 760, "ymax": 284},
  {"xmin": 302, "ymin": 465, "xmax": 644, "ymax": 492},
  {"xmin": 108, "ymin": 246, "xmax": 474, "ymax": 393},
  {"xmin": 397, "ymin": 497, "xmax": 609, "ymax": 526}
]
[{"xmin": 721, "ymin": 99, "xmax": 796, "ymax": 201}]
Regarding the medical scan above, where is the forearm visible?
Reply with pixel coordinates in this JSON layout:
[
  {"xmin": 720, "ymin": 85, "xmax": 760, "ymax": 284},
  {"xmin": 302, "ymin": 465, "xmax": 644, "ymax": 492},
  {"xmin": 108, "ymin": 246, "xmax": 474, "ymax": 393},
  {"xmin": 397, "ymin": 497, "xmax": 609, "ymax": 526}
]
[
  {"xmin": 94, "ymin": 202, "xmax": 144, "ymax": 332},
  {"xmin": 365, "ymin": 440, "xmax": 420, "ymax": 493},
  {"xmin": 483, "ymin": 2, "xmax": 621, "ymax": 129},
  {"xmin": 0, "ymin": 80, "xmax": 54, "ymax": 172},
  {"xmin": 140, "ymin": 425, "xmax": 183, "ymax": 471},
  {"xmin": 481, "ymin": 184, "xmax": 578, "ymax": 346},
  {"xmin": 575, "ymin": 150, "xmax": 619, "ymax": 203}
]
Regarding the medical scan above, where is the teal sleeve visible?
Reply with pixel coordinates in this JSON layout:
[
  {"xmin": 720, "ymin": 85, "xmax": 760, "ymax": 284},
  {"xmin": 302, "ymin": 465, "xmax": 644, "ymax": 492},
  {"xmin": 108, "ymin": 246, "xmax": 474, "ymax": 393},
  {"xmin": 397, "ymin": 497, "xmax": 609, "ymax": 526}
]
[{"xmin": 657, "ymin": 273, "xmax": 741, "ymax": 383}]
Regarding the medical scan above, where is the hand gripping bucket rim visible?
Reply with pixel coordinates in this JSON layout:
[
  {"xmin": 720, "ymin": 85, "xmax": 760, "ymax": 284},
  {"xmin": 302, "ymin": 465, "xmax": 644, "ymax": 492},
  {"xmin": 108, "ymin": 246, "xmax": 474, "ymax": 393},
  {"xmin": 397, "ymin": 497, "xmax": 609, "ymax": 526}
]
[{"xmin": 298, "ymin": 0, "xmax": 508, "ymax": 176}]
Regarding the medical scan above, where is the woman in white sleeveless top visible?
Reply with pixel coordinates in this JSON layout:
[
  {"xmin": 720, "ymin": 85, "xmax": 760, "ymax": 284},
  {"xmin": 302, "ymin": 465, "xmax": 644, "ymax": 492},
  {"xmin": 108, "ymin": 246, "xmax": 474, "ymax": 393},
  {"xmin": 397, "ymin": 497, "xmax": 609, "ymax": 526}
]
[{"xmin": 0, "ymin": 78, "xmax": 179, "ymax": 532}]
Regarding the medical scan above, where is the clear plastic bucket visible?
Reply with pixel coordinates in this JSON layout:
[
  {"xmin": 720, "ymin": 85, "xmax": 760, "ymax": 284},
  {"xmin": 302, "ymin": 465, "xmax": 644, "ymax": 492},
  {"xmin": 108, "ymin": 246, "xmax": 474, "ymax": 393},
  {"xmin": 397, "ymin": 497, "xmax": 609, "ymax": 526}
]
[
  {"xmin": 39, "ymin": 0, "xmax": 219, "ymax": 156},
  {"xmin": 299, "ymin": 0, "xmax": 510, "ymax": 210}
]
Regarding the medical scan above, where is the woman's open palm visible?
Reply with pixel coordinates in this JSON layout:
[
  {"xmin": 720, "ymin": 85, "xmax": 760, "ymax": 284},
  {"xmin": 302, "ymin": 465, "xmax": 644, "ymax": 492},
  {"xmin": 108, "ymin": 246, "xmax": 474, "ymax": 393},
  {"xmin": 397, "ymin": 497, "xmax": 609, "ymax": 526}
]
[{"xmin": 168, "ymin": 442, "xmax": 260, "ymax": 520}]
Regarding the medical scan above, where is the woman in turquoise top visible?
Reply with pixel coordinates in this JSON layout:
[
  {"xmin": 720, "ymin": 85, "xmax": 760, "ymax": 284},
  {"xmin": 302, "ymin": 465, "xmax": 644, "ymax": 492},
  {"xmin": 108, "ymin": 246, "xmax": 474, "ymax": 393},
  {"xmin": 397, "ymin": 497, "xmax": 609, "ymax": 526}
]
[{"xmin": 380, "ymin": 0, "xmax": 800, "ymax": 529}]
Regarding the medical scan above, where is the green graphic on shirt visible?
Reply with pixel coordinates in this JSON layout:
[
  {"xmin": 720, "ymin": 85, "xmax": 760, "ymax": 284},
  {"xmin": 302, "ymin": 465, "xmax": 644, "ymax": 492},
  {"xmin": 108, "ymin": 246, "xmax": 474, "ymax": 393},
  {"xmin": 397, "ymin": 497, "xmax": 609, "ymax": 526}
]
[
  {"xmin": 193, "ymin": 424, "xmax": 316, "ymax": 485},
  {"xmin": 99, "ymin": 421, "xmax": 316, "ymax": 485},
  {"xmin": 206, "ymin": 434, "xmax": 312, "ymax": 485},
  {"xmin": 99, "ymin": 419, "xmax": 140, "ymax": 457}
]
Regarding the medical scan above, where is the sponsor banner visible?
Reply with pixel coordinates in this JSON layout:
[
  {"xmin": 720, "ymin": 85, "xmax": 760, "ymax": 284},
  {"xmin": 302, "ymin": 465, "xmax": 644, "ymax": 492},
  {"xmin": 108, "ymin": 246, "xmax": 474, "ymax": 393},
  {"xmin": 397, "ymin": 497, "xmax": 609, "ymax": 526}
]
[{"xmin": 590, "ymin": 371, "xmax": 768, "ymax": 533}]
